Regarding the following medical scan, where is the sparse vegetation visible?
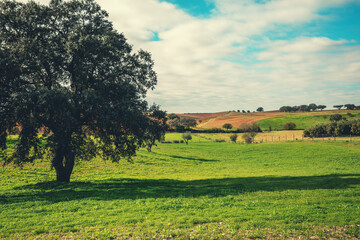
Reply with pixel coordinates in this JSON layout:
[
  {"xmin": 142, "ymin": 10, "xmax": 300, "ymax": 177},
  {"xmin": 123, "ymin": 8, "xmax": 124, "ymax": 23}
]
[{"xmin": 229, "ymin": 133, "xmax": 238, "ymax": 143}]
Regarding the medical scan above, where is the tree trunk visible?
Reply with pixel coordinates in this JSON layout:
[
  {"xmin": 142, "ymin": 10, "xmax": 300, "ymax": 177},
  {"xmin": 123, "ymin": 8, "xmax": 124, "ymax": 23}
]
[{"xmin": 52, "ymin": 144, "xmax": 75, "ymax": 182}]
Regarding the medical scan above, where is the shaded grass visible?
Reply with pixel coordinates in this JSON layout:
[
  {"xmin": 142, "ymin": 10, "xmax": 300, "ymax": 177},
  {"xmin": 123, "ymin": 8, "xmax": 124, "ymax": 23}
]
[{"xmin": 1, "ymin": 135, "xmax": 360, "ymax": 238}]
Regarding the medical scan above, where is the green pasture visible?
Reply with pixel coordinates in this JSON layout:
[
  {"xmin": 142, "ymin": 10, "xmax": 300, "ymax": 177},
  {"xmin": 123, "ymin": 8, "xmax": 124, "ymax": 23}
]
[
  {"xmin": 0, "ymin": 133, "xmax": 360, "ymax": 239},
  {"xmin": 258, "ymin": 113, "xmax": 360, "ymax": 130}
]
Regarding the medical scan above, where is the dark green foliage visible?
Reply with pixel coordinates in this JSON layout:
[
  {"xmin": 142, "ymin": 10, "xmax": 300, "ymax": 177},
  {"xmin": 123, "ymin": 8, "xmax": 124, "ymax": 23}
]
[
  {"xmin": 222, "ymin": 123, "xmax": 233, "ymax": 130},
  {"xmin": 303, "ymin": 120, "xmax": 360, "ymax": 137},
  {"xmin": 256, "ymin": 107, "xmax": 264, "ymax": 112},
  {"xmin": 330, "ymin": 114, "xmax": 342, "ymax": 122},
  {"xmin": 280, "ymin": 103, "xmax": 325, "ymax": 112},
  {"xmin": 0, "ymin": 0, "xmax": 160, "ymax": 182},
  {"xmin": 344, "ymin": 104, "xmax": 356, "ymax": 110},
  {"xmin": 333, "ymin": 105, "xmax": 344, "ymax": 110},
  {"xmin": 167, "ymin": 113, "xmax": 179, "ymax": 120},
  {"xmin": 283, "ymin": 122, "xmax": 296, "ymax": 130},
  {"xmin": 142, "ymin": 105, "xmax": 167, "ymax": 152}
]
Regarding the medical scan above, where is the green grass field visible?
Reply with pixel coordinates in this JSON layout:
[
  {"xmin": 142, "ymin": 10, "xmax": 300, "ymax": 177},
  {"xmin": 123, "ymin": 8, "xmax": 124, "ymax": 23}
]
[
  {"xmin": 1, "ymin": 134, "xmax": 360, "ymax": 239},
  {"xmin": 258, "ymin": 113, "xmax": 360, "ymax": 130}
]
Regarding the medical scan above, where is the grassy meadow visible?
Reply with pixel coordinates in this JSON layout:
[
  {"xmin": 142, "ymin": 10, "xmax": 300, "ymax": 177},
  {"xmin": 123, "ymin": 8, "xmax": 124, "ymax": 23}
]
[
  {"xmin": 1, "ymin": 133, "xmax": 360, "ymax": 239},
  {"xmin": 257, "ymin": 112, "xmax": 360, "ymax": 130}
]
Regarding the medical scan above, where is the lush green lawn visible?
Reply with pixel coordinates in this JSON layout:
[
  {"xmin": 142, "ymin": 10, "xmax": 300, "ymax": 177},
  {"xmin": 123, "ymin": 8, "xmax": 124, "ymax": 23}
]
[
  {"xmin": 1, "ymin": 134, "xmax": 360, "ymax": 239},
  {"xmin": 258, "ymin": 113, "xmax": 360, "ymax": 130}
]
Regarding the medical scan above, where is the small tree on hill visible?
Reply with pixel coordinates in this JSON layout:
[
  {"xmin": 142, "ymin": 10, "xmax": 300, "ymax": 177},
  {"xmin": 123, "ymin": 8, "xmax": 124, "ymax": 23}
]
[
  {"xmin": 222, "ymin": 123, "xmax": 233, "ymax": 130},
  {"xmin": 256, "ymin": 107, "xmax": 264, "ymax": 112},
  {"xmin": 182, "ymin": 131, "xmax": 192, "ymax": 145}
]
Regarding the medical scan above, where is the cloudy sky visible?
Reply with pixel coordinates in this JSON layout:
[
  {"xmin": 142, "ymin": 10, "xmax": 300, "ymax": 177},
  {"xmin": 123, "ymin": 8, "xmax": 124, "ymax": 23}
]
[{"xmin": 25, "ymin": 0, "xmax": 360, "ymax": 113}]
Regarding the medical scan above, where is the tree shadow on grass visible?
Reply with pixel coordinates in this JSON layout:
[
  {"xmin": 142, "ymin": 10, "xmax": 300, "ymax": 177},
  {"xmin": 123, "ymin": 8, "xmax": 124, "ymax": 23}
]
[{"xmin": 1, "ymin": 174, "xmax": 359, "ymax": 204}]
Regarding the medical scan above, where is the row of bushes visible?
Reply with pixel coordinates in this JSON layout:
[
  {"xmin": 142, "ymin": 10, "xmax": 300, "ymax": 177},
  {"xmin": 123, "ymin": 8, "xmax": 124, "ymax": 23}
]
[
  {"xmin": 168, "ymin": 122, "xmax": 262, "ymax": 133},
  {"xmin": 161, "ymin": 140, "xmax": 185, "ymax": 144},
  {"xmin": 303, "ymin": 120, "xmax": 360, "ymax": 137}
]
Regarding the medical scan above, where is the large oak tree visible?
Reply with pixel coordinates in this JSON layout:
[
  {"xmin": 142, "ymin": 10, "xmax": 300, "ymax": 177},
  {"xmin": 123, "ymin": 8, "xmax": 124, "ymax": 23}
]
[{"xmin": 0, "ymin": 0, "xmax": 165, "ymax": 182}]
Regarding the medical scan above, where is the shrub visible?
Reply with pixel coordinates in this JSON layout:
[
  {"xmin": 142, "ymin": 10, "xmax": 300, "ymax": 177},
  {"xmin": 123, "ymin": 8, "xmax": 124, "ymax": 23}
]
[
  {"xmin": 242, "ymin": 132, "xmax": 258, "ymax": 144},
  {"xmin": 215, "ymin": 139, "xmax": 226, "ymax": 142},
  {"xmin": 173, "ymin": 140, "xmax": 179, "ymax": 143},
  {"xmin": 284, "ymin": 122, "xmax": 296, "ymax": 130},
  {"xmin": 330, "ymin": 114, "xmax": 342, "ymax": 122},
  {"xmin": 182, "ymin": 131, "xmax": 192, "ymax": 144},
  {"xmin": 229, "ymin": 134, "xmax": 238, "ymax": 143},
  {"xmin": 238, "ymin": 122, "xmax": 261, "ymax": 132},
  {"xmin": 242, "ymin": 133, "xmax": 253, "ymax": 144}
]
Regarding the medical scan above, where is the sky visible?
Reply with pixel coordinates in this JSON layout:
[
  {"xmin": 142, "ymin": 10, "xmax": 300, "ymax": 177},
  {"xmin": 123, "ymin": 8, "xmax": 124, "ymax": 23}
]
[{"xmin": 22, "ymin": 0, "xmax": 360, "ymax": 113}]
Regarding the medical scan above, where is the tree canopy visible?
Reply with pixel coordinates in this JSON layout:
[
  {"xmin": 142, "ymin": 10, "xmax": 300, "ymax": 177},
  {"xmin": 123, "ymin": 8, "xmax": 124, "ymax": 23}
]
[{"xmin": 0, "ymin": 0, "xmax": 165, "ymax": 182}]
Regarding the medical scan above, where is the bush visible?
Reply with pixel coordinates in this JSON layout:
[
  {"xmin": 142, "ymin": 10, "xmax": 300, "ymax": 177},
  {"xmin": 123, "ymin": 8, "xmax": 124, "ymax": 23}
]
[
  {"xmin": 182, "ymin": 131, "xmax": 192, "ymax": 144},
  {"xmin": 238, "ymin": 122, "xmax": 261, "ymax": 132},
  {"xmin": 303, "ymin": 120, "xmax": 360, "ymax": 137},
  {"xmin": 215, "ymin": 139, "xmax": 226, "ymax": 142},
  {"xmin": 173, "ymin": 140, "xmax": 179, "ymax": 143},
  {"xmin": 229, "ymin": 134, "xmax": 238, "ymax": 143},
  {"xmin": 242, "ymin": 132, "xmax": 258, "ymax": 144},
  {"xmin": 284, "ymin": 122, "xmax": 296, "ymax": 130},
  {"xmin": 330, "ymin": 114, "xmax": 342, "ymax": 122}
]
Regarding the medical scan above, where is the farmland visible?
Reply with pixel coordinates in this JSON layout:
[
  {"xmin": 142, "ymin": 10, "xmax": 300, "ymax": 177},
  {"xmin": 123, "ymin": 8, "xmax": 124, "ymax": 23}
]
[
  {"xmin": 189, "ymin": 110, "xmax": 360, "ymax": 130},
  {"xmin": 1, "ymin": 134, "xmax": 360, "ymax": 239}
]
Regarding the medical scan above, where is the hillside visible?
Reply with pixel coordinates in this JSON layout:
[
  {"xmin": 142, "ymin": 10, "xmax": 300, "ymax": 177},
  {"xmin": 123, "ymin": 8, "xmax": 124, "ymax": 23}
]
[{"xmin": 177, "ymin": 110, "xmax": 360, "ymax": 130}]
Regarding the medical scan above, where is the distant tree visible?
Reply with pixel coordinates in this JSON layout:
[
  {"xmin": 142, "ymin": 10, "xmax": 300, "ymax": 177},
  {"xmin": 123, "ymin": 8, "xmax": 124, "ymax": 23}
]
[
  {"xmin": 168, "ymin": 113, "xmax": 180, "ymax": 120},
  {"xmin": 180, "ymin": 118, "xmax": 197, "ymax": 128},
  {"xmin": 330, "ymin": 114, "xmax": 342, "ymax": 122},
  {"xmin": 237, "ymin": 110, "xmax": 240, "ymax": 113},
  {"xmin": 242, "ymin": 110, "xmax": 246, "ymax": 113},
  {"xmin": 238, "ymin": 122, "xmax": 261, "ymax": 132},
  {"xmin": 344, "ymin": 104, "xmax": 356, "ymax": 110},
  {"xmin": 182, "ymin": 131, "xmax": 192, "ymax": 145},
  {"xmin": 299, "ymin": 105, "xmax": 309, "ymax": 112},
  {"xmin": 333, "ymin": 105, "xmax": 344, "ymax": 110},
  {"xmin": 222, "ymin": 123, "xmax": 233, "ymax": 130},
  {"xmin": 284, "ymin": 122, "xmax": 296, "ymax": 130},
  {"xmin": 256, "ymin": 107, "xmax": 264, "ymax": 112},
  {"xmin": 230, "ymin": 134, "xmax": 238, "ymax": 143},
  {"xmin": 247, "ymin": 110, "xmax": 250, "ymax": 113},
  {"xmin": 317, "ymin": 105, "xmax": 326, "ymax": 111},
  {"xmin": 0, "ymin": 0, "xmax": 160, "ymax": 182},
  {"xmin": 308, "ymin": 103, "xmax": 317, "ymax": 111}
]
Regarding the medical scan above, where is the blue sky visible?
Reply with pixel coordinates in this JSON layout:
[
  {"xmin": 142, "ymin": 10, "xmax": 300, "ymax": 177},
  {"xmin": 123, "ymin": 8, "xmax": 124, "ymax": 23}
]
[{"xmin": 24, "ymin": 0, "xmax": 360, "ymax": 113}]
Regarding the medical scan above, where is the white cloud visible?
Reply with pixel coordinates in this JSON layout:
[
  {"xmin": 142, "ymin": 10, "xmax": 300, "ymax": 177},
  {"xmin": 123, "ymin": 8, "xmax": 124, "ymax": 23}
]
[{"xmin": 18, "ymin": 0, "xmax": 360, "ymax": 112}]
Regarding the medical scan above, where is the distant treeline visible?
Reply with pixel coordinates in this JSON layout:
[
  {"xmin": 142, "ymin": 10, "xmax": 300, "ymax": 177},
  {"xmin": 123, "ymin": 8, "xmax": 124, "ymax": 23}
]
[
  {"xmin": 168, "ymin": 122, "xmax": 262, "ymax": 133},
  {"xmin": 304, "ymin": 119, "xmax": 360, "ymax": 137},
  {"xmin": 280, "ymin": 103, "xmax": 359, "ymax": 112}
]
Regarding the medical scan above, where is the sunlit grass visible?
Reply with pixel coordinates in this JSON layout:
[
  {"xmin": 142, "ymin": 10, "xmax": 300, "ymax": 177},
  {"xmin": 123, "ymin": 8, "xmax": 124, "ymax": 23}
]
[{"xmin": 0, "ymin": 134, "xmax": 359, "ymax": 239}]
